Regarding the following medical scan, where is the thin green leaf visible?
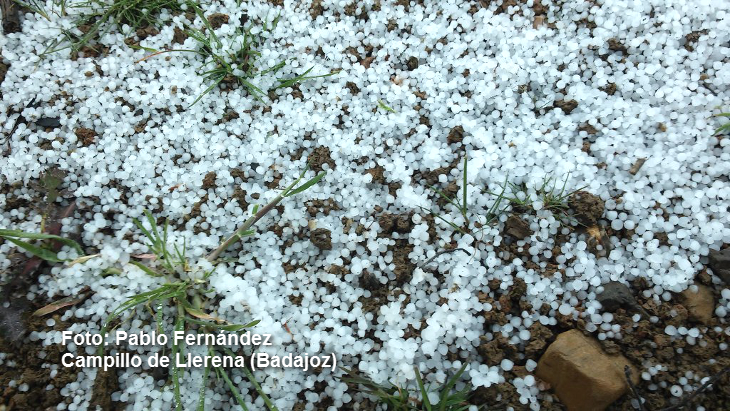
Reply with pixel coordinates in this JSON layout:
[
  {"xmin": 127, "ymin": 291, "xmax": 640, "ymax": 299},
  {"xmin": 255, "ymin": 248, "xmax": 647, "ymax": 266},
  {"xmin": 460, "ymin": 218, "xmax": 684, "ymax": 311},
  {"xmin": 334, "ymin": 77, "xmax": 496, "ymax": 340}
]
[
  {"xmin": 172, "ymin": 314, "xmax": 185, "ymax": 411},
  {"xmin": 462, "ymin": 156, "xmax": 468, "ymax": 216},
  {"xmin": 221, "ymin": 347, "xmax": 278, "ymax": 411},
  {"xmin": 129, "ymin": 261, "xmax": 164, "ymax": 277},
  {"xmin": 438, "ymin": 362, "xmax": 468, "ymax": 411},
  {"xmin": 0, "ymin": 229, "xmax": 84, "ymax": 256},
  {"xmin": 196, "ymin": 361, "xmax": 211, "ymax": 411},
  {"xmin": 377, "ymin": 99, "xmax": 396, "ymax": 113},
  {"xmin": 284, "ymin": 171, "xmax": 326, "ymax": 197},
  {"xmin": 414, "ymin": 366, "xmax": 432, "ymax": 411},
  {"xmin": 2, "ymin": 237, "xmax": 63, "ymax": 262},
  {"xmin": 215, "ymin": 363, "xmax": 249, "ymax": 411}
]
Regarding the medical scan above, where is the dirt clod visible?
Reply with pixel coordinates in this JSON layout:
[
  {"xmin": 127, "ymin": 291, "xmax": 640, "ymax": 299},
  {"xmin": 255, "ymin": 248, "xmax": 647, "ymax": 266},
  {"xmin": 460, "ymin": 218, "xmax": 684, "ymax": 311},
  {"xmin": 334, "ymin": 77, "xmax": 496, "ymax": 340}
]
[
  {"xmin": 172, "ymin": 27, "xmax": 188, "ymax": 44},
  {"xmin": 503, "ymin": 214, "xmax": 531, "ymax": 239},
  {"xmin": 307, "ymin": 146, "xmax": 335, "ymax": 173},
  {"xmin": 310, "ymin": 228, "xmax": 332, "ymax": 250},
  {"xmin": 568, "ymin": 190, "xmax": 604, "ymax": 225},
  {"xmin": 207, "ymin": 13, "xmax": 229, "ymax": 29},
  {"xmin": 447, "ymin": 125, "xmax": 464, "ymax": 144},
  {"xmin": 74, "ymin": 128, "xmax": 97, "ymax": 146},
  {"xmin": 607, "ymin": 38, "xmax": 628, "ymax": 54},
  {"xmin": 554, "ymin": 99, "xmax": 578, "ymax": 114},
  {"xmin": 310, "ymin": 0, "xmax": 324, "ymax": 19},
  {"xmin": 202, "ymin": 172, "xmax": 217, "ymax": 189},
  {"xmin": 597, "ymin": 281, "xmax": 639, "ymax": 313}
]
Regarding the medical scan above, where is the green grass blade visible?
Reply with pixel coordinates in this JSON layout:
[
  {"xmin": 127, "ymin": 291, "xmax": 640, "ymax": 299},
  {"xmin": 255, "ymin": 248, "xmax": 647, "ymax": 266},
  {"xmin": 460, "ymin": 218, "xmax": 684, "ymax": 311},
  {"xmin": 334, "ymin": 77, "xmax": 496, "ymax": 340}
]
[
  {"xmin": 172, "ymin": 313, "xmax": 185, "ymax": 411},
  {"xmin": 221, "ymin": 347, "xmax": 279, "ymax": 411},
  {"xmin": 414, "ymin": 366, "xmax": 432, "ymax": 411},
  {"xmin": 462, "ymin": 156, "xmax": 468, "ymax": 216},
  {"xmin": 196, "ymin": 360, "xmax": 211, "ymax": 411},
  {"xmin": 284, "ymin": 171, "xmax": 326, "ymax": 197},
  {"xmin": 715, "ymin": 122, "xmax": 730, "ymax": 135},
  {"xmin": 215, "ymin": 363, "xmax": 249, "ymax": 411},
  {"xmin": 1, "ymin": 237, "xmax": 64, "ymax": 262},
  {"xmin": 377, "ymin": 99, "xmax": 396, "ymax": 113},
  {"xmin": 241, "ymin": 366, "xmax": 279, "ymax": 411},
  {"xmin": 427, "ymin": 185, "xmax": 461, "ymax": 209},
  {"xmin": 0, "ymin": 229, "xmax": 85, "ymax": 256},
  {"xmin": 129, "ymin": 261, "xmax": 163, "ymax": 277},
  {"xmin": 438, "ymin": 362, "xmax": 468, "ymax": 411}
]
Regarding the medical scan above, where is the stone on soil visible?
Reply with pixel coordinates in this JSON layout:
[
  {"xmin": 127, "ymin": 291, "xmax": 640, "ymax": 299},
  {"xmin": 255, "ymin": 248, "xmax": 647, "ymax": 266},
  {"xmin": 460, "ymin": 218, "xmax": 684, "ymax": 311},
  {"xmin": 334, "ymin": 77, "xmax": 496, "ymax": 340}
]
[
  {"xmin": 708, "ymin": 248, "xmax": 730, "ymax": 285},
  {"xmin": 680, "ymin": 285, "xmax": 714, "ymax": 325},
  {"xmin": 536, "ymin": 329, "xmax": 638, "ymax": 411}
]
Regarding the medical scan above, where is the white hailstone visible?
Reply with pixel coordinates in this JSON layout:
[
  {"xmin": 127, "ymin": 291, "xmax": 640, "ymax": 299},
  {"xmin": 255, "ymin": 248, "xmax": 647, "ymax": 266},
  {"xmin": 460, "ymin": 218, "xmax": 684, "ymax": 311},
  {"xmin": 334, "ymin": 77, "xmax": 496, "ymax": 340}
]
[
  {"xmin": 670, "ymin": 385, "xmax": 683, "ymax": 397},
  {"xmin": 500, "ymin": 359, "xmax": 514, "ymax": 371}
]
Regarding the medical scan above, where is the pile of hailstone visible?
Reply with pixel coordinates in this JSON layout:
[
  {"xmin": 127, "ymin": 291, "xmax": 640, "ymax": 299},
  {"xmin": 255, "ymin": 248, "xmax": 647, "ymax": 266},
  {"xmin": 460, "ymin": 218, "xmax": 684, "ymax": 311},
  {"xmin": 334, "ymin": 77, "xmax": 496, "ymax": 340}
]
[{"xmin": 1, "ymin": 0, "xmax": 729, "ymax": 409}]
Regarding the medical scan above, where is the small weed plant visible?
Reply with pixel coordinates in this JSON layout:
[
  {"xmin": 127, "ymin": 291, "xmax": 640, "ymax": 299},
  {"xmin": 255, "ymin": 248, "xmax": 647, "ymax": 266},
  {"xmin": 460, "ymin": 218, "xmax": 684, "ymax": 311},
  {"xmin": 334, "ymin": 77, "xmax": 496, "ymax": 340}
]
[
  {"xmin": 342, "ymin": 363, "xmax": 473, "ymax": 411},
  {"xmin": 18, "ymin": 0, "xmax": 186, "ymax": 54},
  {"xmin": 713, "ymin": 109, "xmax": 730, "ymax": 135},
  {"xmin": 421, "ymin": 156, "xmax": 510, "ymax": 237},
  {"xmin": 488, "ymin": 173, "xmax": 586, "ymax": 225},
  {"xmin": 138, "ymin": 7, "xmax": 337, "ymax": 106},
  {"xmin": 0, "ymin": 166, "xmax": 326, "ymax": 411},
  {"xmin": 422, "ymin": 157, "xmax": 587, "ymax": 240}
]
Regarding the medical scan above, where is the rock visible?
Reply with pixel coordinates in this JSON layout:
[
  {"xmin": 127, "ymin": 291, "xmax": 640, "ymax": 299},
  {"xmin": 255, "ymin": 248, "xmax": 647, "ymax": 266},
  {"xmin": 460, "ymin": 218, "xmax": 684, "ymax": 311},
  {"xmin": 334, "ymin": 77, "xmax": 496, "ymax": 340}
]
[
  {"xmin": 568, "ymin": 191, "xmax": 604, "ymax": 225},
  {"xmin": 536, "ymin": 329, "xmax": 638, "ymax": 411},
  {"xmin": 708, "ymin": 248, "xmax": 730, "ymax": 285},
  {"xmin": 406, "ymin": 56, "xmax": 419, "ymax": 71},
  {"xmin": 36, "ymin": 117, "xmax": 61, "ymax": 128},
  {"xmin": 680, "ymin": 285, "xmax": 714, "ymax": 325},
  {"xmin": 310, "ymin": 228, "xmax": 332, "ymax": 251},
  {"xmin": 597, "ymin": 282, "xmax": 637, "ymax": 312},
  {"xmin": 504, "ymin": 214, "xmax": 531, "ymax": 239}
]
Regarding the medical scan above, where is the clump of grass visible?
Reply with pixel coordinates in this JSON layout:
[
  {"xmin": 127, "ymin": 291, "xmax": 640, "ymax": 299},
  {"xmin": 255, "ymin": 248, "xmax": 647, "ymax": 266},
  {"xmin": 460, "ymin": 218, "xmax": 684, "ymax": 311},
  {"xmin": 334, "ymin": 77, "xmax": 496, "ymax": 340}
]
[
  {"xmin": 138, "ymin": 7, "xmax": 338, "ymax": 107},
  {"xmin": 3, "ymin": 165, "xmax": 325, "ymax": 411},
  {"xmin": 35, "ymin": 0, "xmax": 186, "ymax": 54},
  {"xmin": 421, "ymin": 156, "xmax": 510, "ymax": 236},
  {"xmin": 490, "ymin": 173, "xmax": 586, "ymax": 224},
  {"xmin": 713, "ymin": 110, "xmax": 730, "ymax": 135},
  {"xmin": 341, "ymin": 363, "xmax": 472, "ymax": 411}
]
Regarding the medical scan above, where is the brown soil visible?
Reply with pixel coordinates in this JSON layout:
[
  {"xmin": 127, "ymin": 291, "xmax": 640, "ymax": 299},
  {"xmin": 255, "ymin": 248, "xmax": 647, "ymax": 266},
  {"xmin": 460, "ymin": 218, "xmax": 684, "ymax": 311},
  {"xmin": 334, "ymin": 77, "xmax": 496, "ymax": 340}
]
[
  {"xmin": 568, "ymin": 190, "xmax": 605, "ymax": 226},
  {"xmin": 307, "ymin": 146, "xmax": 336, "ymax": 173},
  {"xmin": 207, "ymin": 13, "xmax": 229, "ymax": 29},
  {"xmin": 310, "ymin": 228, "xmax": 332, "ymax": 251},
  {"xmin": 74, "ymin": 127, "xmax": 97, "ymax": 146}
]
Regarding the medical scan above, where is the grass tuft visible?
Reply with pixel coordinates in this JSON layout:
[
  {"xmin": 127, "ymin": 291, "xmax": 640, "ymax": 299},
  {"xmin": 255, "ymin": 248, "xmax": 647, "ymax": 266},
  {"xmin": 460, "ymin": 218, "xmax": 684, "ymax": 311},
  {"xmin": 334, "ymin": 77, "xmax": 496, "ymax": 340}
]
[
  {"xmin": 342, "ymin": 362, "xmax": 473, "ymax": 410},
  {"xmin": 3, "ymin": 165, "xmax": 325, "ymax": 410},
  {"xmin": 421, "ymin": 156, "xmax": 510, "ymax": 237},
  {"xmin": 37, "ymin": 0, "xmax": 186, "ymax": 54}
]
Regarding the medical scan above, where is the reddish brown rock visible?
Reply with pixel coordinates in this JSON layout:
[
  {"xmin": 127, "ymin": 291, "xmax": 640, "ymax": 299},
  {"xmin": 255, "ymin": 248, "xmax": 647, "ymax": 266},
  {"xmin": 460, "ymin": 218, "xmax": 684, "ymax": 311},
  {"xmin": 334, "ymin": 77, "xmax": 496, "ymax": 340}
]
[
  {"xmin": 535, "ymin": 329, "xmax": 638, "ymax": 411},
  {"xmin": 680, "ymin": 285, "xmax": 714, "ymax": 325}
]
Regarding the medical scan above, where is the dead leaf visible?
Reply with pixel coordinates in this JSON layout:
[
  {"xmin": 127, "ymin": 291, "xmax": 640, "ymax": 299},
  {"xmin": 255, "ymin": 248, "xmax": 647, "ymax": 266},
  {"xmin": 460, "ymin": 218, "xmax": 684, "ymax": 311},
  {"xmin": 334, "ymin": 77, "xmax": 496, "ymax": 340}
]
[
  {"xmin": 184, "ymin": 306, "xmax": 224, "ymax": 323},
  {"xmin": 132, "ymin": 253, "xmax": 157, "ymax": 260},
  {"xmin": 33, "ymin": 290, "xmax": 90, "ymax": 316}
]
